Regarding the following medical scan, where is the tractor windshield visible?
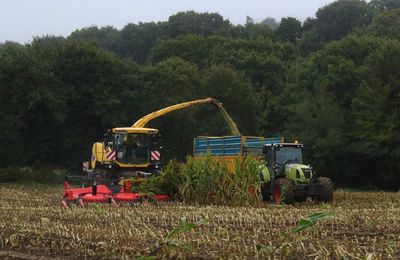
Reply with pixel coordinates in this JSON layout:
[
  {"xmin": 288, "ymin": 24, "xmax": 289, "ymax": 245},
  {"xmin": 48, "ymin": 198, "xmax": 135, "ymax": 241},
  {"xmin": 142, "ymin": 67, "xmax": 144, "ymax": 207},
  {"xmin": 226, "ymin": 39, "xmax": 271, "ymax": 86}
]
[
  {"xmin": 275, "ymin": 146, "xmax": 303, "ymax": 164},
  {"xmin": 114, "ymin": 133, "xmax": 149, "ymax": 164}
]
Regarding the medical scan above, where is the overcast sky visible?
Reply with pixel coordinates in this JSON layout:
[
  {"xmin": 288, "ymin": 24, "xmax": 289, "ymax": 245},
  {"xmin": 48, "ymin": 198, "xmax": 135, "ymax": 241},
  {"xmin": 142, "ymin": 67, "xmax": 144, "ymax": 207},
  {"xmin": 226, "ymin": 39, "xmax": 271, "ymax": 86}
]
[{"xmin": 0, "ymin": 0, "xmax": 336, "ymax": 43}]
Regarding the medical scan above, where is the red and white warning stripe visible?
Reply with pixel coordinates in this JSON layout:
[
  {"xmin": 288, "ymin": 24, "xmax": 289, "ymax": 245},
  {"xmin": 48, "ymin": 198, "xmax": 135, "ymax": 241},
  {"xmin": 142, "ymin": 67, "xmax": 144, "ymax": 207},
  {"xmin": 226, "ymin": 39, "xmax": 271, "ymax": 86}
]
[
  {"xmin": 106, "ymin": 147, "xmax": 116, "ymax": 161},
  {"xmin": 151, "ymin": 150, "xmax": 160, "ymax": 161}
]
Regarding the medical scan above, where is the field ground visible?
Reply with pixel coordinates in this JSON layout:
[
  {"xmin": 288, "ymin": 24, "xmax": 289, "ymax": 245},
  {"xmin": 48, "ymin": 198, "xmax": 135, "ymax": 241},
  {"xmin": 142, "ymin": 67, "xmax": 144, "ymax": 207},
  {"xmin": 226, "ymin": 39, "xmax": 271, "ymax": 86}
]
[{"xmin": 0, "ymin": 184, "xmax": 399, "ymax": 259}]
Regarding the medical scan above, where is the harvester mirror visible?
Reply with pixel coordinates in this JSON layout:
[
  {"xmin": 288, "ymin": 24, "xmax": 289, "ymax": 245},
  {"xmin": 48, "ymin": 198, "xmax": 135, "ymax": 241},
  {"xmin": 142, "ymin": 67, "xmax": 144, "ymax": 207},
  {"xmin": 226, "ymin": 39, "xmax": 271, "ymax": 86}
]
[{"xmin": 103, "ymin": 129, "xmax": 112, "ymax": 148}]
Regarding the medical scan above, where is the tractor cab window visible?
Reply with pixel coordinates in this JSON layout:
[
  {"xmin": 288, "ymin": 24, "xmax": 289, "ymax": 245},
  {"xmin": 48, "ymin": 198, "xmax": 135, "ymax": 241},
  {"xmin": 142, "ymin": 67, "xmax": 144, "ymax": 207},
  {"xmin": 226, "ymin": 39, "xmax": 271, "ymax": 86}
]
[
  {"xmin": 275, "ymin": 146, "xmax": 303, "ymax": 165},
  {"xmin": 114, "ymin": 133, "xmax": 149, "ymax": 164}
]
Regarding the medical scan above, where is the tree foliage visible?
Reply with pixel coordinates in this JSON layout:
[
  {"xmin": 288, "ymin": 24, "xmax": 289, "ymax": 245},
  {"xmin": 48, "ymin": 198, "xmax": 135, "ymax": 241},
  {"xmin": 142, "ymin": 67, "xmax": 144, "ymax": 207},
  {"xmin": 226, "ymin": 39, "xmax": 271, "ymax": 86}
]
[
  {"xmin": 276, "ymin": 17, "xmax": 302, "ymax": 43},
  {"xmin": 300, "ymin": 0, "xmax": 372, "ymax": 53},
  {"xmin": 368, "ymin": 0, "xmax": 400, "ymax": 10},
  {"xmin": 367, "ymin": 8, "xmax": 400, "ymax": 40}
]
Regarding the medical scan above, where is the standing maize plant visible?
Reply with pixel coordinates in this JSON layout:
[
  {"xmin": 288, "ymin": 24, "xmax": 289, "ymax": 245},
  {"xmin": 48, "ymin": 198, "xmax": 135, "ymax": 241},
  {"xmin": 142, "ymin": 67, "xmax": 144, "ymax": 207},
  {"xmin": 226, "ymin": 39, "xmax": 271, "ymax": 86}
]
[
  {"xmin": 176, "ymin": 155, "xmax": 262, "ymax": 206},
  {"xmin": 178, "ymin": 155, "xmax": 228, "ymax": 204},
  {"xmin": 229, "ymin": 156, "xmax": 263, "ymax": 206},
  {"xmin": 136, "ymin": 156, "xmax": 264, "ymax": 205}
]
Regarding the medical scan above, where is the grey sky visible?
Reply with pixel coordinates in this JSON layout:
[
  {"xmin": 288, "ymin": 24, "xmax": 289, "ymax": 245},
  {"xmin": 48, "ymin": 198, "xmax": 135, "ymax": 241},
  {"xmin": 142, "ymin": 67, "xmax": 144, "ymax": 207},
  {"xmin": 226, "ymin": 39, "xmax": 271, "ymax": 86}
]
[{"xmin": 0, "ymin": 0, "xmax": 335, "ymax": 43}]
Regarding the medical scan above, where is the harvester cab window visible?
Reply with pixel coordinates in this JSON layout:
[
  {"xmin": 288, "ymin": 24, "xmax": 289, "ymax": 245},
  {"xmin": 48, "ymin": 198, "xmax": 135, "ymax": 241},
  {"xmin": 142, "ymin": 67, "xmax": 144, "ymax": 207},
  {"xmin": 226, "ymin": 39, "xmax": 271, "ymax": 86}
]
[{"xmin": 114, "ymin": 133, "xmax": 149, "ymax": 164}]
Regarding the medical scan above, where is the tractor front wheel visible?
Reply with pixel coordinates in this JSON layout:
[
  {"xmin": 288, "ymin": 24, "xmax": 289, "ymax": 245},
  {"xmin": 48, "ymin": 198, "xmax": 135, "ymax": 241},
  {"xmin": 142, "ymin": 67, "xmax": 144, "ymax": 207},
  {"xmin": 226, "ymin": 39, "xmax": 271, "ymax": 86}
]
[
  {"xmin": 316, "ymin": 177, "xmax": 334, "ymax": 202},
  {"xmin": 272, "ymin": 178, "xmax": 294, "ymax": 204}
]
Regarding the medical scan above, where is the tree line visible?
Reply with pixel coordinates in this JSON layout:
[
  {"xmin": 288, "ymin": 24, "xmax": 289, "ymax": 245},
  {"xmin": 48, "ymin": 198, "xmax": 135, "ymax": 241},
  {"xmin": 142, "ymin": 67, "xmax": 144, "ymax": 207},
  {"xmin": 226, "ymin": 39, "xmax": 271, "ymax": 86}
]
[{"xmin": 1, "ymin": 0, "xmax": 400, "ymax": 189}]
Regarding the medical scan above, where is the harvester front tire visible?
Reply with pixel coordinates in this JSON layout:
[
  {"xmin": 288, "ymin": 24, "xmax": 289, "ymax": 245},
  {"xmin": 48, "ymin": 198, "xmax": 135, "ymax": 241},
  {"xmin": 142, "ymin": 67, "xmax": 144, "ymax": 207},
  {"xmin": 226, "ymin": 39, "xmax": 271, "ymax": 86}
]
[
  {"xmin": 317, "ymin": 177, "xmax": 334, "ymax": 202},
  {"xmin": 272, "ymin": 178, "xmax": 294, "ymax": 204}
]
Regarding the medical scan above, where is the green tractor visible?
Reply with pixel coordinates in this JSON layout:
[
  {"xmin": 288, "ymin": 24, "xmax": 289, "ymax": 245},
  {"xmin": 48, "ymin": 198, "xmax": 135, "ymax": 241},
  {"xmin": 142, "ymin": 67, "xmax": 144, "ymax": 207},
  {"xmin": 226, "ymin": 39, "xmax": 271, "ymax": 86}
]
[{"xmin": 259, "ymin": 142, "xmax": 333, "ymax": 204}]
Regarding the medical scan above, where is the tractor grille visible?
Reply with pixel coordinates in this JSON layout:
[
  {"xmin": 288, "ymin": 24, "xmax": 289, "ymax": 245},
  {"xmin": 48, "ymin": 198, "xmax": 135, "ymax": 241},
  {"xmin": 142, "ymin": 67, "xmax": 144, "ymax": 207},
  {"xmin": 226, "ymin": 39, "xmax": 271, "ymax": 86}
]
[{"xmin": 302, "ymin": 168, "xmax": 311, "ymax": 178}]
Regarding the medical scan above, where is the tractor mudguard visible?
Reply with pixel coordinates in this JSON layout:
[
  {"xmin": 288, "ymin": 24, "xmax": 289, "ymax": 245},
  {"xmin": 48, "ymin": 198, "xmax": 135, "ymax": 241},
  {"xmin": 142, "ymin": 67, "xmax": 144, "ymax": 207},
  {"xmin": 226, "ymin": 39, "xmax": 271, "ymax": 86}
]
[{"xmin": 258, "ymin": 164, "xmax": 271, "ymax": 184}]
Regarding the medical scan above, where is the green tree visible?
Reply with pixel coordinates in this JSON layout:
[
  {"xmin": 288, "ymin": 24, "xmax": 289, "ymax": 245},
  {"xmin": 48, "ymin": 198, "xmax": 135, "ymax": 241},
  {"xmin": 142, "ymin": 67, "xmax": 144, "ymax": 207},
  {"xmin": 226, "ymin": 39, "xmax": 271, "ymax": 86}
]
[
  {"xmin": 350, "ymin": 39, "xmax": 400, "ymax": 188},
  {"xmin": 367, "ymin": 9, "xmax": 400, "ymax": 40},
  {"xmin": 69, "ymin": 26, "xmax": 122, "ymax": 55},
  {"xmin": 149, "ymin": 35, "xmax": 211, "ymax": 67},
  {"xmin": 276, "ymin": 17, "xmax": 302, "ymax": 43},
  {"xmin": 286, "ymin": 35, "xmax": 400, "ymax": 188},
  {"xmin": 368, "ymin": 0, "xmax": 400, "ymax": 10},
  {"xmin": 0, "ymin": 41, "xmax": 67, "ymax": 166},
  {"xmin": 240, "ymin": 23, "xmax": 273, "ymax": 38},
  {"xmin": 150, "ymin": 36, "xmax": 298, "ymax": 87},
  {"xmin": 142, "ymin": 58, "xmax": 200, "ymax": 160},
  {"xmin": 46, "ymin": 40, "xmax": 143, "ymax": 166},
  {"xmin": 121, "ymin": 22, "xmax": 163, "ymax": 63},
  {"xmin": 285, "ymin": 86, "xmax": 347, "ymax": 184},
  {"xmin": 198, "ymin": 65, "xmax": 262, "ymax": 136},
  {"xmin": 166, "ymin": 11, "xmax": 231, "ymax": 37},
  {"xmin": 260, "ymin": 17, "xmax": 279, "ymax": 31},
  {"xmin": 149, "ymin": 36, "xmax": 297, "ymax": 136},
  {"xmin": 143, "ymin": 57, "xmax": 199, "ymax": 107},
  {"xmin": 300, "ymin": 0, "xmax": 372, "ymax": 53},
  {"xmin": 315, "ymin": 0, "xmax": 371, "ymax": 42}
]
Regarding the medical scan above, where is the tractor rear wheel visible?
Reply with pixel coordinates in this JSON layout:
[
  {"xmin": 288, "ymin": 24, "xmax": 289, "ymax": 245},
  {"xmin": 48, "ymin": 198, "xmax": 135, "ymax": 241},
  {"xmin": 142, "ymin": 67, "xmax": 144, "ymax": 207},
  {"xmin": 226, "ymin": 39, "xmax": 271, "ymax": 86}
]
[
  {"xmin": 317, "ymin": 177, "xmax": 334, "ymax": 202},
  {"xmin": 272, "ymin": 178, "xmax": 294, "ymax": 204}
]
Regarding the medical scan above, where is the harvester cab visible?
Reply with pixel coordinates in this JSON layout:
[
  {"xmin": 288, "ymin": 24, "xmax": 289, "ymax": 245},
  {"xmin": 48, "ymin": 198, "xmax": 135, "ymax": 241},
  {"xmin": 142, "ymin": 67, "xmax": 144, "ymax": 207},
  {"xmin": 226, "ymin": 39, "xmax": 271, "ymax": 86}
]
[
  {"xmin": 92, "ymin": 127, "xmax": 163, "ymax": 179},
  {"xmin": 260, "ymin": 142, "xmax": 334, "ymax": 204}
]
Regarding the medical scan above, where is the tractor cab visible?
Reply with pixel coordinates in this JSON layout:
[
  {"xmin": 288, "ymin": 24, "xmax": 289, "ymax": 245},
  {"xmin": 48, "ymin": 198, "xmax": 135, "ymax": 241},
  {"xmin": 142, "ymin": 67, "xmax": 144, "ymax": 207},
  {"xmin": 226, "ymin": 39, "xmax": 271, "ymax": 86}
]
[
  {"xmin": 263, "ymin": 143, "xmax": 312, "ymax": 183},
  {"xmin": 260, "ymin": 142, "xmax": 333, "ymax": 204}
]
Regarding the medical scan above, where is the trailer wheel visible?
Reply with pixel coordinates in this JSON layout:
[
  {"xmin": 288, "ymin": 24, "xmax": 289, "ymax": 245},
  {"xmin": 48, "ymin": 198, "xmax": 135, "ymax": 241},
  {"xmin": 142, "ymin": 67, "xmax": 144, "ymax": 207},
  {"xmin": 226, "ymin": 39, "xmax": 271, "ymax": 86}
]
[
  {"xmin": 316, "ymin": 177, "xmax": 334, "ymax": 202},
  {"xmin": 273, "ymin": 178, "xmax": 294, "ymax": 204}
]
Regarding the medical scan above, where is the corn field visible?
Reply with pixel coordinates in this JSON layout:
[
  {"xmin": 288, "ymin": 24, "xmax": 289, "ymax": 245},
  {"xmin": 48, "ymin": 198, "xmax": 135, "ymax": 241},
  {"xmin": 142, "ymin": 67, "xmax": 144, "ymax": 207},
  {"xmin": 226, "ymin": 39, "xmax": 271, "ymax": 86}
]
[{"xmin": 1, "ymin": 184, "xmax": 399, "ymax": 259}]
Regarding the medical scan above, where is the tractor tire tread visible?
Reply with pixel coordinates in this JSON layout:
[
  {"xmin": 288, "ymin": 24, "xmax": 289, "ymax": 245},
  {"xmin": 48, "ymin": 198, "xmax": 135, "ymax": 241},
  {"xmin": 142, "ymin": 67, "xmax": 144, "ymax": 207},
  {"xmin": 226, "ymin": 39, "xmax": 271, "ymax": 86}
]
[{"xmin": 317, "ymin": 177, "xmax": 334, "ymax": 202}]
